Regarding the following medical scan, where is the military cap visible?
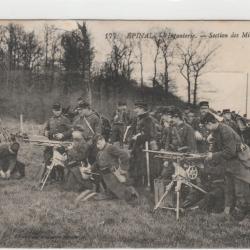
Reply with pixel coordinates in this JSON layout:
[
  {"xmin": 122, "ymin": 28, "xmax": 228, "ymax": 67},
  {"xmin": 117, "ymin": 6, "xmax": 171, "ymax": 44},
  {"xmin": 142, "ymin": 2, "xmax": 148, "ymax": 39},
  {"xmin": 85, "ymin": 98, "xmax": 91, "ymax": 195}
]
[
  {"xmin": 93, "ymin": 134, "xmax": 105, "ymax": 145},
  {"xmin": 199, "ymin": 101, "xmax": 209, "ymax": 108},
  {"xmin": 52, "ymin": 103, "xmax": 62, "ymax": 111},
  {"xmin": 78, "ymin": 101, "xmax": 90, "ymax": 109},
  {"xmin": 169, "ymin": 107, "xmax": 183, "ymax": 119},
  {"xmin": 73, "ymin": 125, "xmax": 85, "ymax": 132},
  {"xmin": 200, "ymin": 112, "xmax": 218, "ymax": 124},
  {"xmin": 222, "ymin": 109, "xmax": 230, "ymax": 114},
  {"xmin": 134, "ymin": 101, "xmax": 148, "ymax": 110}
]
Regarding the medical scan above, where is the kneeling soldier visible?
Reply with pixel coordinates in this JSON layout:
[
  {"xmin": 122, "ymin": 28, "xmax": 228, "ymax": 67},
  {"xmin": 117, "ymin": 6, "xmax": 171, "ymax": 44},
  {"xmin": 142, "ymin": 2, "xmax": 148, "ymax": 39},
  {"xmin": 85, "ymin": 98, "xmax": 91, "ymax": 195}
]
[
  {"xmin": 0, "ymin": 142, "xmax": 25, "ymax": 179},
  {"xmin": 93, "ymin": 134, "xmax": 138, "ymax": 202}
]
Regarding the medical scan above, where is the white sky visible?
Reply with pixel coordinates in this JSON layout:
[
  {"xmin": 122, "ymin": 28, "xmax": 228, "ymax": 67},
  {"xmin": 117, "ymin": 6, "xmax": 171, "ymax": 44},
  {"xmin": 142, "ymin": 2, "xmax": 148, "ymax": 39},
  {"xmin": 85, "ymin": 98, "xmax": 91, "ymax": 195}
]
[{"xmin": 1, "ymin": 20, "xmax": 250, "ymax": 115}]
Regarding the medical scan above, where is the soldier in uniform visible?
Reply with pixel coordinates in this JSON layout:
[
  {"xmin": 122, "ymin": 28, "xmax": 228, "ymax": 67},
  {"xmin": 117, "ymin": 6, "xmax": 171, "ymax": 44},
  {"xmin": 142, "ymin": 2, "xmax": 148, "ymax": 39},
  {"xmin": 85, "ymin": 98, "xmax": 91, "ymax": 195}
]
[
  {"xmin": 111, "ymin": 101, "xmax": 131, "ymax": 147},
  {"xmin": 192, "ymin": 101, "xmax": 211, "ymax": 153},
  {"xmin": 222, "ymin": 109, "xmax": 241, "ymax": 135},
  {"xmin": 0, "ymin": 142, "xmax": 25, "ymax": 179},
  {"xmin": 43, "ymin": 103, "xmax": 72, "ymax": 181},
  {"xmin": 129, "ymin": 101, "xmax": 159, "ymax": 188},
  {"xmin": 73, "ymin": 101, "xmax": 102, "ymax": 164},
  {"xmin": 93, "ymin": 134, "xmax": 138, "ymax": 202},
  {"xmin": 64, "ymin": 129, "xmax": 94, "ymax": 192},
  {"xmin": 160, "ymin": 108, "xmax": 197, "ymax": 182},
  {"xmin": 201, "ymin": 112, "xmax": 250, "ymax": 220}
]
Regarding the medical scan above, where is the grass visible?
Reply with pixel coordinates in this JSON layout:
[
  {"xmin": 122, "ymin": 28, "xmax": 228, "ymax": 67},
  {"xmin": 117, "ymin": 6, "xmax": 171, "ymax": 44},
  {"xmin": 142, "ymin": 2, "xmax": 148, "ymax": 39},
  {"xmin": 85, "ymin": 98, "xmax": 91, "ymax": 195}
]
[{"xmin": 0, "ymin": 118, "xmax": 250, "ymax": 248}]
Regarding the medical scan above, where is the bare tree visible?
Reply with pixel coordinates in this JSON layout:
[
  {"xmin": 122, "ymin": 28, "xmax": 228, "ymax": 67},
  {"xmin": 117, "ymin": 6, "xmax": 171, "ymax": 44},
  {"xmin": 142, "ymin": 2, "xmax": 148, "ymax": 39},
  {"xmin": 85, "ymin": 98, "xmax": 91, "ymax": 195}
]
[
  {"xmin": 43, "ymin": 24, "xmax": 61, "ymax": 70},
  {"xmin": 133, "ymin": 39, "xmax": 144, "ymax": 87},
  {"xmin": 105, "ymin": 34, "xmax": 135, "ymax": 81},
  {"xmin": 177, "ymin": 36, "xmax": 219, "ymax": 105},
  {"xmin": 159, "ymin": 31, "xmax": 175, "ymax": 95},
  {"xmin": 151, "ymin": 35, "xmax": 161, "ymax": 88}
]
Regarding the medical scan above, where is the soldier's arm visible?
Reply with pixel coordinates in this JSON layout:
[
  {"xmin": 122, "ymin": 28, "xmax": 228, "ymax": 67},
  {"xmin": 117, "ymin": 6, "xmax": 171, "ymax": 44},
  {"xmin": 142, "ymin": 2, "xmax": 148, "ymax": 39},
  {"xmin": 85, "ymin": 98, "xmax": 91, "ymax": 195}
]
[
  {"xmin": 44, "ymin": 120, "xmax": 50, "ymax": 138},
  {"xmin": 108, "ymin": 145, "xmax": 129, "ymax": 171},
  {"xmin": 212, "ymin": 128, "xmax": 237, "ymax": 161},
  {"xmin": 61, "ymin": 117, "xmax": 72, "ymax": 139}
]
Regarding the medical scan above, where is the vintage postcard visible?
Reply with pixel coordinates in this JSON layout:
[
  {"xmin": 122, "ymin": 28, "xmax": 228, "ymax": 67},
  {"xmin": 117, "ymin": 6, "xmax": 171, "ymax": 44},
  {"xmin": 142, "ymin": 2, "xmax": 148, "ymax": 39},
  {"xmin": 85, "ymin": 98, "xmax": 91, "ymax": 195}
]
[{"xmin": 1, "ymin": 19, "xmax": 250, "ymax": 248}]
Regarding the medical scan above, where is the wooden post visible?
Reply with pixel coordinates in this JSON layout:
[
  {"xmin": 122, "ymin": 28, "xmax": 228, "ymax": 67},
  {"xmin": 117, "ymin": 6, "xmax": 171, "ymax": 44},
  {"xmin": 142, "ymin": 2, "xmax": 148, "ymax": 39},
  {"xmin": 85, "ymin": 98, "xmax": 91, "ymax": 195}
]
[
  {"xmin": 20, "ymin": 114, "xmax": 24, "ymax": 134},
  {"xmin": 145, "ymin": 141, "xmax": 150, "ymax": 188}
]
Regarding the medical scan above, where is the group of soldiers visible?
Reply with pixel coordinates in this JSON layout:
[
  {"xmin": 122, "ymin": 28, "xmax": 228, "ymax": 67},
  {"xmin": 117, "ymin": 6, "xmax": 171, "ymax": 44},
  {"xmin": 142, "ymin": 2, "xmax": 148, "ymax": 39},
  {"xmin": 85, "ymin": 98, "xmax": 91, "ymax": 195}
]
[{"xmin": 1, "ymin": 96, "xmax": 250, "ymax": 222}]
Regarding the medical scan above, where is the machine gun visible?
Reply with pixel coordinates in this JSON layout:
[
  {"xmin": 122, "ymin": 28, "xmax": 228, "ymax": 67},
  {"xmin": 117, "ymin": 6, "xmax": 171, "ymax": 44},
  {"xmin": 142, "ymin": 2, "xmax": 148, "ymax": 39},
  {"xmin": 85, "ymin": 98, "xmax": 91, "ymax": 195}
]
[
  {"xmin": 143, "ymin": 149, "xmax": 208, "ymax": 220},
  {"xmin": 144, "ymin": 149, "xmax": 207, "ymax": 162},
  {"xmin": 22, "ymin": 137, "xmax": 72, "ymax": 147}
]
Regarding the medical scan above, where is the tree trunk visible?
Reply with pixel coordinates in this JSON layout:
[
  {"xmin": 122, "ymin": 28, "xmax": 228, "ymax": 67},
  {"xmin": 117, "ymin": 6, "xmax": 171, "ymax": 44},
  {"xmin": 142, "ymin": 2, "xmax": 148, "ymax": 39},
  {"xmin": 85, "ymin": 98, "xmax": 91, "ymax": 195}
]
[{"xmin": 193, "ymin": 76, "xmax": 198, "ymax": 106}]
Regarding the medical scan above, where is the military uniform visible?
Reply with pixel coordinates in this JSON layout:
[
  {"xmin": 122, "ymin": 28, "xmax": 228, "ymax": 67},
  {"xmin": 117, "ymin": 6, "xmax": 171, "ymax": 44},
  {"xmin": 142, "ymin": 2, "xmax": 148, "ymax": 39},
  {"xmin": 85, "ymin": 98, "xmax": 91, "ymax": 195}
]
[
  {"xmin": 64, "ymin": 138, "xmax": 94, "ymax": 192},
  {"xmin": 170, "ymin": 122, "xmax": 197, "ymax": 153},
  {"xmin": 192, "ymin": 117, "xmax": 210, "ymax": 153},
  {"xmin": 44, "ymin": 115, "xmax": 72, "ymax": 141},
  {"xmin": 73, "ymin": 111, "xmax": 101, "ymax": 140},
  {"xmin": 130, "ymin": 111, "xmax": 159, "ymax": 188},
  {"xmin": 209, "ymin": 122, "xmax": 250, "ymax": 213},
  {"xmin": 0, "ymin": 143, "xmax": 25, "ymax": 179},
  {"xmin": 95, "ymin": 143, "xmax": 136, "ymax": 201},
  {"xmin": 111, "ymin": 108, "xmax": 131, "ymax": 146}
]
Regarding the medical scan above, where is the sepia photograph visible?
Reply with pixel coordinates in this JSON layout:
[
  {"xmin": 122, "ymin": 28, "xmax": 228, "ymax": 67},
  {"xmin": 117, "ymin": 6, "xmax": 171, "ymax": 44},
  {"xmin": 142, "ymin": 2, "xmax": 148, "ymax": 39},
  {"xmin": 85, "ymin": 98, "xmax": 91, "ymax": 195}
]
[{"xmin": 1, "ymin": 18, "xmax": 250, "ymax": 247}]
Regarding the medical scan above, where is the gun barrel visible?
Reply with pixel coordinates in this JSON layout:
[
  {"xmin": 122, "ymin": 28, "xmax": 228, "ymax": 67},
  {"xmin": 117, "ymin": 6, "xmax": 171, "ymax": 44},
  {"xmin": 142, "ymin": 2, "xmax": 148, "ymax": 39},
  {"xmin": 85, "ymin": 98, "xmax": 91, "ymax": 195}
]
[
  {"xmin": 143, "ymin": 149, "xmax": 206, "ymax": 158},
  {"xmin": 24, "ymin": 138, "xmax": 72, "ymax": 146}
]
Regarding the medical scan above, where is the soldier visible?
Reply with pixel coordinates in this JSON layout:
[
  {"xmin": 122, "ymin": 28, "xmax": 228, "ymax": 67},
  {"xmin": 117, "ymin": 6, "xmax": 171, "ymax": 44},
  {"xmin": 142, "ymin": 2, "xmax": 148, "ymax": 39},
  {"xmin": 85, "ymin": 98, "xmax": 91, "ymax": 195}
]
[
  {"xmin": 73, "ymin": 101, "xmax": 101, "ymax": 141},
  {"xmin": 201, "ymin": 112, "xmax": 250, "ymax": 220},
  {"xmin": 64, "ymin": 129, "xmax": 94, "ymax": 192},
  {"xmin": 43, "ymin": 103, "xmax": 72, "ymax": 181},
  {"xmin": 44, "ymin": 103, "xmax": 72, "ymax": 141},
  {"xmin": 160, "ymin": 108, "xmax": 197, "ymax": 183},
  {"xmin": 0, "ymin": 142, "xmax": 25, "ymax": 179},
  {"xmin": 110, "ymin": 101, "xmax": 131, "ymax": 147},
  {"xmin": 129, "ymin": 101, "xmax": 159, "ymax": 188},
  {"xmin": 73, "ymin": 100, "xmax": 102, "ymax": 164},
  {"xmin": 192, "ymin": 101, "xmax": 211, "ymax": 153},
  {"xmin": 222, "ymin": 109, "xmax": 240, "ymax": 135},
  {"xmin": 168, "ymin": 108, "xmax": 197, "ymax": 153},
  {"xmin": 93, "ymin": 134, "xmax": 138, "ymax": 202}
]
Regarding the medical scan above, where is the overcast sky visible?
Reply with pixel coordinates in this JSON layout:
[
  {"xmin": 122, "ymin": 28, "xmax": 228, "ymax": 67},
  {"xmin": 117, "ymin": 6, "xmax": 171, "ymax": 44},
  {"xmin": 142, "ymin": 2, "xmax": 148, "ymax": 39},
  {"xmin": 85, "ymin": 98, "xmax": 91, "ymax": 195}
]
[{"xmin": 1, "ymin": 20, "xmax": 250, "ymax": 115}]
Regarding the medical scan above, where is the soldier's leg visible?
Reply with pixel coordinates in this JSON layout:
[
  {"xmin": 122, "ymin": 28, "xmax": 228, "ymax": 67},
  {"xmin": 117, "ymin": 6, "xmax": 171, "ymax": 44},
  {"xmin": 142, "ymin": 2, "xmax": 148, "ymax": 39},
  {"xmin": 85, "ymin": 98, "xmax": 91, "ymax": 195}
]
[
  {"xmin": 224, "ymin": 172, "xmax": 236, "ymax": 210},
  {"xmin": 11, "ymin": 161, "xmax": 25, "ymax": 178}
]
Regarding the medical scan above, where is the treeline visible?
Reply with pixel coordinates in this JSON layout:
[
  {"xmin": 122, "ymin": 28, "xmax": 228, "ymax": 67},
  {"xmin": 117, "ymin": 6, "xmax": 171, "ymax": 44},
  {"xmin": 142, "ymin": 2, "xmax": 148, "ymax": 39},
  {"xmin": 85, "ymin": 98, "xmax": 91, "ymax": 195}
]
[{"xmin": 0, "ymin": 22, "xmax": 219, "ymax": 122}]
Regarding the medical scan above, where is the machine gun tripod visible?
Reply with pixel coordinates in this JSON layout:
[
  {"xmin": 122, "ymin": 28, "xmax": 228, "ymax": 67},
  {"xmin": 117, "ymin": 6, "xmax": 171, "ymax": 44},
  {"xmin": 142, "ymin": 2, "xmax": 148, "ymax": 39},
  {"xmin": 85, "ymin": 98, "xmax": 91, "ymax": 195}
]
[{"xmin": 144, "ymin": 150, "xmax": 207, "ymax": 220}]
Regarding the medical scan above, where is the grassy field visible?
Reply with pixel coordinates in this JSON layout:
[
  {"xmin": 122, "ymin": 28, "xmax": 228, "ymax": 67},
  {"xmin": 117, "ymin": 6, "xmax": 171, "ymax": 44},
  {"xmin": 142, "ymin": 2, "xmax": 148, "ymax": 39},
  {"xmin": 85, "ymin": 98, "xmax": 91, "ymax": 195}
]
[{"xmin": 1, "ymin": 119, "xmax": 250, "ymax": 248}]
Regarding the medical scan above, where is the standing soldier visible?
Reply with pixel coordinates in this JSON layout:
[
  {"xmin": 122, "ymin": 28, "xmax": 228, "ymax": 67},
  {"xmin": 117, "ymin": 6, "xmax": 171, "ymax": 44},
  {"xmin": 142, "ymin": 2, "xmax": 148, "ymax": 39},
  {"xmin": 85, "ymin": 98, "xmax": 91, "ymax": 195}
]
[
  {"xmin": 73, "ymin": 100, "xmax": 102, "ymax": 164},
  {"xmin": 129, "ymin": 101, "xmax": 159, "ymax": 188},
  {"xmin": 169, "ymin": 108, "xmax": 197, "ymax": 153},
  {"xmin": 201, "ymin": 112, "xmax": 250, "ymax": 220},
  {"xmin": 222, "ymin": 109, "xmax": 241, "ymax": 135},
  {"xmin": 43, "ymin": 103, "xmax": 72, "ymax": 181},
  {"xmin": 111, "ymin": 101, "xmax": 131, "ymax": 147}
]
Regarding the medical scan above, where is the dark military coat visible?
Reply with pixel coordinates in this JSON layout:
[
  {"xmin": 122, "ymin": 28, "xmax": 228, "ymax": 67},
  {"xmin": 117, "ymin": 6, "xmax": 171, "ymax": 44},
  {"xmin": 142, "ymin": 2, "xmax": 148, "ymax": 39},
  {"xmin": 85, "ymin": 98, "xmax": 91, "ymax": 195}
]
[
  {"xmin": 0, "ymin": 144, "xmax": 17, "ymax": 172},
  {"xmin": 45, "ymin": 114, "xmax": 72, "ymax": 140},
  {"xmin": 170, "ymin": 122, "xmax": 197, "ymax": 153},
  {"xmin": 96, "ymin": 143, "xmax": 131, "ymax": 200},
  {"xmin": 73, "ymin": 111, "xmax": 101, "ymax": 140}
]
